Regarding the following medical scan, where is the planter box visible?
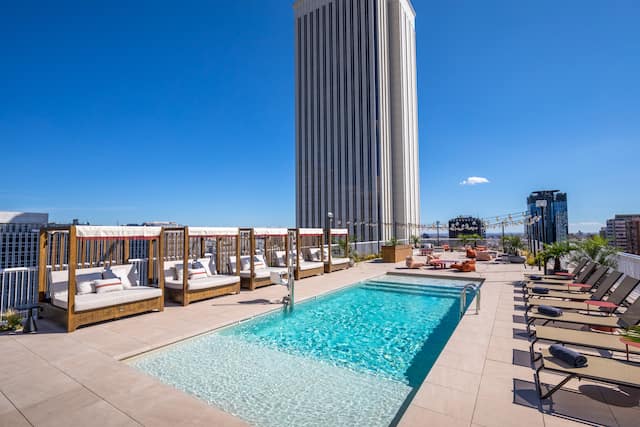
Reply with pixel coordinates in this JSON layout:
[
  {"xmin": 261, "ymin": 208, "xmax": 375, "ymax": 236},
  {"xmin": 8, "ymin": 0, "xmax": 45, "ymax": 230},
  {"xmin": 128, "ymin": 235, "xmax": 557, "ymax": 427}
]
[{"xmin": 381, "ymin": 245, "xmax": 413, "ymax": 263}]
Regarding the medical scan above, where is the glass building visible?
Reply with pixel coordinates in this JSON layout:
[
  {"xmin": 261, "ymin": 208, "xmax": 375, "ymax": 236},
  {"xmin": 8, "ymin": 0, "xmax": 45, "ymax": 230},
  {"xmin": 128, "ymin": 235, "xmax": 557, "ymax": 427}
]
[{"xmin": 526, "ymin": 190, "xmax": 568, "ymax": 244}]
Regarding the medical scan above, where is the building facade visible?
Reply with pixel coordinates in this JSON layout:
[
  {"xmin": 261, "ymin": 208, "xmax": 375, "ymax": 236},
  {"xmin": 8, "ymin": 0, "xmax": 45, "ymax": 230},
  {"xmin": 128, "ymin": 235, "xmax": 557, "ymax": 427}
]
[
  {"xmin": 0, "ymin": 212, "xmax": 48, "ymax": 269},
  {"xmin": 294, "ymin": 0, "xmax": 420, "ymax": 242},
  {"xmin": 526, "ymin": 190, "xmax": 568, "ymax": 244},
  {"xmin": 448, "ymin": 216, "xmax": 486, "ymax": 239},
  {"xmin": 604, "ymin": 214, "xmax": 640, "ymax": 254}
]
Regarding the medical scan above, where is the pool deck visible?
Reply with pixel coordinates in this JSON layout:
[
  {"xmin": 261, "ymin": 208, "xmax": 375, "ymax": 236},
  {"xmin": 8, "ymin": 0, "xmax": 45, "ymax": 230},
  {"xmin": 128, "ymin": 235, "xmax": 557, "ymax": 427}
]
[{"xmin": 1, "ymin": 255, "xmax": 637, "ymax": 426}]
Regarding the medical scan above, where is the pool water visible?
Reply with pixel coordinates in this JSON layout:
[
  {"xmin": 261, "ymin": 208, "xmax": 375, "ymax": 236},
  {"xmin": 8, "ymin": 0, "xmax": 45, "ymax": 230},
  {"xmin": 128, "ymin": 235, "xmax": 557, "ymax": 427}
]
[{"xmin": 129, "ymin": 275, "xmax": 479, "ymax": 427}]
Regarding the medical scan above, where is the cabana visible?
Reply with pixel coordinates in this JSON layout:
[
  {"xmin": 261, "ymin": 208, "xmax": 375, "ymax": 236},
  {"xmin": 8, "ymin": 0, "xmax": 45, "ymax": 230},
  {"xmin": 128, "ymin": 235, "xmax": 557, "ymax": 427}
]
[
  {"xmin": 162, "ymin": 227, "xmax": 240, "ymax": 305},
  {"xmin": 292, "ymin": 228, "xmax": 325, "ymax": 279},
  {"xmin": 236, "ymin": 228, "xmax": 288, "ymax": 290},
  {"xmin": 38, "ymin": 225, "xmax": 164, "ymax": 332},
  {"xmin": 324, "ymin": 228, "xmax": 350, "ymax": 273}
]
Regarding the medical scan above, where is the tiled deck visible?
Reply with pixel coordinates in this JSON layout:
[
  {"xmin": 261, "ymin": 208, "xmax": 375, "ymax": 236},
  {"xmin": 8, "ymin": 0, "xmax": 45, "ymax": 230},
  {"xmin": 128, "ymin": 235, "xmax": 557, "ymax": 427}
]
[{"xmin": 1, "ymin": 257, "xmax": 637, "ymax": 426}]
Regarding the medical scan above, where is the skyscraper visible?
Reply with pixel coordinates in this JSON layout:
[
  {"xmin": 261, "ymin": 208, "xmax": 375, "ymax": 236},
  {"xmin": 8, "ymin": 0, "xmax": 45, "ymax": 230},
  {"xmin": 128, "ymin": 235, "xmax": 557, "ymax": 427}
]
[
  {"xmin": 294, "ymin": 0, "xmax": 420, "ymax": 243},
  {"xmin": 526, "ymin": 190, "xmax": 568, "ymax": 244}
]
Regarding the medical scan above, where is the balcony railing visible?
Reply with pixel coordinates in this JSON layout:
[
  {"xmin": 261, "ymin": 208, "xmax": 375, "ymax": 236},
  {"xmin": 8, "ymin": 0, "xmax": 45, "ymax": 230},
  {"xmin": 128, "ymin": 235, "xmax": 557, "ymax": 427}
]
[{"xmin": 0, "ymin": 267, "xmax": 38, "ymax": 316}]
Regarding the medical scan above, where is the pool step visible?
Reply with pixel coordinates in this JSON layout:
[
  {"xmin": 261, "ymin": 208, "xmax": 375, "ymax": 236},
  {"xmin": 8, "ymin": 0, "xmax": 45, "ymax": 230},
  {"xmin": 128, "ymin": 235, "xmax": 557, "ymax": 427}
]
[
  {"xmin": 367, "ymin": 279, "xmax": 477, "ymax": 291},
  {"xmin": 365, "ymin": 280, "xmax": 476, "ymax": 294},
  {"xmin": 361, "ymin": 282, "xmax": 473, "ymax": 299}
]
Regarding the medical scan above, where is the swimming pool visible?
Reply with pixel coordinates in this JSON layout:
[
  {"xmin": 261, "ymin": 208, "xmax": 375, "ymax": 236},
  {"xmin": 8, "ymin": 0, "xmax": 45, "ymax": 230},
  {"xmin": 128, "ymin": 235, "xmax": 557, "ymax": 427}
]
[{"xmin": 129, "ymin": 274, "xmax": 481, "ymax": 426}]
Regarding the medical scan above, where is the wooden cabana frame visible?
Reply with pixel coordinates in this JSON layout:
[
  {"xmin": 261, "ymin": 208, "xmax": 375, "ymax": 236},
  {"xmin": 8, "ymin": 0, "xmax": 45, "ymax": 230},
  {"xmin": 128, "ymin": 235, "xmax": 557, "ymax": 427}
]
[
  {"xmin": 239, "ymin": 228, "xmax": 288, "ymax": 290},
  {"xmin": 325, "ymin": 228, "xmax": 350, "ymax": 273},
  {"xmin": 38, "ymin": 225, "xmax": 165, "ymax": 332},
  {"xmin": 161, "ymin": 226, "xmax": 241, "ymax": 306},
  {"xmin": 293, "ymin": 228, "xmax": 325, "ymax": 280}
]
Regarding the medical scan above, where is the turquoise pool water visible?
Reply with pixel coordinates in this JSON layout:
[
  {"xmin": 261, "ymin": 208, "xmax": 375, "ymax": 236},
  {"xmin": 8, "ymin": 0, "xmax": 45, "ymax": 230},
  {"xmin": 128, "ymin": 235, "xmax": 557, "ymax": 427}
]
[{"xmin": 130, "ymin": 274, "xmax": 479, "ymax": 427}]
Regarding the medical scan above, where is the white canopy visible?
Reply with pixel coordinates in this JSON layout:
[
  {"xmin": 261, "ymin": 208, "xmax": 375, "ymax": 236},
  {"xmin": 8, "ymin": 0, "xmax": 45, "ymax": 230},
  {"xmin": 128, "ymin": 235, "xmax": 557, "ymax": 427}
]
[
  {"xmin": 253, "ymin": 228, "xmax": 288, "ymax": 237},
  {"xmin": 299, "ymin": 228, "xmax": 324, "ymax": 236},
  {"xmin": 330, "ymin": 228, "xmax": 348, "ymax": 235},
  {"xmin": 188, "ymin": 227, "xmax": 239, "ymax": 237},
  {"xmin": 75, "ymin": 226, "xmax": 162, "ymax": 240}
]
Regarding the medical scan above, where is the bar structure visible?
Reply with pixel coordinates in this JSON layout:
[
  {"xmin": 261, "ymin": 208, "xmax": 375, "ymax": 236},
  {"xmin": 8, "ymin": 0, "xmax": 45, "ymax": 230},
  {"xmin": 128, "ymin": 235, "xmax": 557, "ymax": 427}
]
[{"xmin": 294, "ymin": 0, "xmax": 420, "ymax": 243}]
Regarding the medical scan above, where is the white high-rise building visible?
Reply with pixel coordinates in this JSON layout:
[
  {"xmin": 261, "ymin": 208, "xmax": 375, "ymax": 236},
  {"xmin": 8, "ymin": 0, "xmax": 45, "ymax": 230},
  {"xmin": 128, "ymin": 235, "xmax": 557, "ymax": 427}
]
[{"xmin": 294, "ymin": 0, "xmax": 420, "ymax": 242}]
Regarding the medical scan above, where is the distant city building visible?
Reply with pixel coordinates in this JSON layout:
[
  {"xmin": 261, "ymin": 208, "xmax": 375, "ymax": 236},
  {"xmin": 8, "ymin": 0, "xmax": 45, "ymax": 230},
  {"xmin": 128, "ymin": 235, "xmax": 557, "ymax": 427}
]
[
  {"xmin": 0, "ymin": 212, "xmax": 48, "ymax": 269},
  {"xmin": 448, "ymin": 216, "xmax": 486, "ymax": 239},
  {"xmin": 294, "ymin": 0, "xmax": 420, "ymax": 242},
  {"xmin": 604, "ymin": 214, "xmax": 640, "ymax": 254},
  {"xmin": 526, "ymin": 190, "xmax": 568, "ymax": 244}
]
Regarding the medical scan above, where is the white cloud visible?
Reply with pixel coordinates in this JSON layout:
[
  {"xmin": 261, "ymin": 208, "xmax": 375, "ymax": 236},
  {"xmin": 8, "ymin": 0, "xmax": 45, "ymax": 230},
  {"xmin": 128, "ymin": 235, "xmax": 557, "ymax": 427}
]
[{"xmin": 460, "ymin": 176, "xmax": 490, "ymax": 186}]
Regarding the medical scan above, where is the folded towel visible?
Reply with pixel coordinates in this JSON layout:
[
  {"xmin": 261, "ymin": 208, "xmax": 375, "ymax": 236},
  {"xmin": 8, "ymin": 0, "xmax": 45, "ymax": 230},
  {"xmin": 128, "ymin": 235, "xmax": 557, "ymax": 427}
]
[
  {"xmin": 538, "ymin": 305, "xmax": 563, "ymax": 317},
  {"xmin": 531, "ymin": 287, "xmax": 549, "ymax": 294},
  {"xmin": 529, "ymin": 275, "xmax": 542, "ymax": 280},
  {"xmin": 549, "ymin": 344, "xmax": 588, "ymax": 368}
]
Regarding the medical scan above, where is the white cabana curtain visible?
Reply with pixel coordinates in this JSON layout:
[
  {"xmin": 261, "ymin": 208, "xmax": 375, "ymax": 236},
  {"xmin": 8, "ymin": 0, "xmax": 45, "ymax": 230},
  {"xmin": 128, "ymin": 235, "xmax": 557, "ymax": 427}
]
[
  {"xmin": 253, "ymin": 228, "xmax": 288, "ymax": 237},
  {"xmin": 188, "ymin": 227, "xmax": 239, "ymax": 237}
]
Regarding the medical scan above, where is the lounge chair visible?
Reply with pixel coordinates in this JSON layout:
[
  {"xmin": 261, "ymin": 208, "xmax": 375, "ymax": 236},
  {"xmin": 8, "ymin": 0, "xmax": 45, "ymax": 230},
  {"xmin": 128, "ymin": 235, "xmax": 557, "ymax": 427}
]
[
  {"xmin": 526, "ymin": 276, "xmax": 639, "ymax": 313},
  {"xmin": 534, "ymin": 347, "xmax": 640, "ymax": 400},
  {"xmin": 524, "ymin": 259, "xmax": 588, "ymax": 280},
  {"xmin": 476, "ymin": 251, "xmax": 492, "ymax": 261},
  {"xmin": 530, "ymin": 325, "xmax": 640, "ymax": 363},
  {"xmin": 522, "ymin": 264, "xmax": 606, "ymax": 293},
  {"xmin": 451, "ymin": 260, "xmax": 476, "ymax": 272},
  {"xmin": 405, "ymin": 256, "xmax": 425, "ymax": 269},
  {"xmin": 524, "ymin": 261, "xmax": 598, "ymax": 286},
  {"xmin": 524, "ymin": 271, "xmax": 623, "ymax": 302},
  {"xmin": 526, "ymin": 296, "xmax": 640, "ymax": 336}
]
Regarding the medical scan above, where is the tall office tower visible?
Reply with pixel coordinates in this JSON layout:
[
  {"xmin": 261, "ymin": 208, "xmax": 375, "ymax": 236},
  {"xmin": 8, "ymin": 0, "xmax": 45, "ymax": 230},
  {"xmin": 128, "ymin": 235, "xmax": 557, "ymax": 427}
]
[
  {"xmin": 526, "ymin": 190, "xmax": 568, "ymax": 244},
  {"xmin": 0, "ymin": 212, "xmax": 48, "ymax": 269},
  {"xmin": 294, "ymin": 0, "xmax": 420, "ymax": 243}
]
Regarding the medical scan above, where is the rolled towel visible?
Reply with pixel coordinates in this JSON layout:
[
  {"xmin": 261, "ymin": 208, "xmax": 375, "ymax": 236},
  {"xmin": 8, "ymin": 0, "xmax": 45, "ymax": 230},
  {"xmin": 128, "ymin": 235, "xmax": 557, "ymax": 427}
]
[
  {"xmin": 549, "ymin": 344, "xmax": 588, "ymax": 368},
  {"xmin": 529, "ymin": 275, "xmax": 542, "ymax": 280},
  {"xmin": 537, "ymin": 305, "xmax": 563, "ymax": 317},
  {"xmin": 531, "ymin": 287, "xmax": 549, "ymax": 294}
]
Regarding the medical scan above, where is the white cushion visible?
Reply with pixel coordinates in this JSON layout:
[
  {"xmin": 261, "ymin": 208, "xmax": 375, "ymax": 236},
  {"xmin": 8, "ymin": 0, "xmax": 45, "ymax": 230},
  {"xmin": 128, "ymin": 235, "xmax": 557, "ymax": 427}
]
[
  {"xmin": 240, "ymin": 255, "xmax": 252, "ymax": 271},
  {"xmin": 299, "ymin": 261, "xmax": 323, "ymax": 271},
  {"xmin": 307, "ymin": 248, "xmax": 321, "ymax": 262},
  {"xmin": 240, "ymin": 267, "xmax": 287, "ymax": 279},
  {"xmin": 174, "ymin": 263, "xmax": 184, "ymax": 281},
  {"xmin": 326, "ymin": 257, "xmax": 350, "ymax": 265},
  {"xmin": 188, "ymin": 267, "xmax": 208, "ymax": 281},
  {"xmin": 105, "ymin": 265, "xmax": 137, "ymax": 288},
  {"xmin": 53, "ymin": 286, "xmax": 162, "ymax": 312},
  {"xmin": 165, "ymin": 275, "xmax": 240, "ymax": 291},
  {"xmin": 196, "ymin": 257, "xmax": 216, "ymax": 276},
  {"xmin": 323, "ymin": 248, "xmax": 329, "ymax": 259},
  {"xmin": 228, "ymin": 256, "xmax": 237, "ymax": 274},
  {"xmin": 76, "ymin": 281, "xmax": 94, "ymax": 295},
  {"xmin": 274, "ymin": 251, "xmax": 286, "ymax": 267},
  {"xmin": 94, "ymin": 278, "xmax": 124, "ymax": 294},
  {"xmin": 254, "ymin": 254, "xmax": 266, "ymax": 269}
]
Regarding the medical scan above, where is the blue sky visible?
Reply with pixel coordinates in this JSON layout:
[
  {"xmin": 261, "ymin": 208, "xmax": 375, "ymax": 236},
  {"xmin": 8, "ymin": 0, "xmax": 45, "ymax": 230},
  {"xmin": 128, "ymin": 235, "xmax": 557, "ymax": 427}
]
[{"xmin": 1, "ymin": 1, "xmax": 638, "ymax": 232}]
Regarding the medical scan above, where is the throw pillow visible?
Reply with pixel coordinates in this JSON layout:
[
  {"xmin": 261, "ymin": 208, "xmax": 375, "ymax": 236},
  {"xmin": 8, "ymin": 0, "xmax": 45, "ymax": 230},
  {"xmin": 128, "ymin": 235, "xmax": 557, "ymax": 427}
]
[{"xmin": 94, "ymin": 278, "xmax": 124, "ymax": 294}]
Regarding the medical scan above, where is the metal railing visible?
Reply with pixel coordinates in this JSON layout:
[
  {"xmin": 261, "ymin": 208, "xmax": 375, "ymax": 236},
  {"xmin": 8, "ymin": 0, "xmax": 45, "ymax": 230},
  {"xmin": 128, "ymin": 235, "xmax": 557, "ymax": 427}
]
[
  {"xmin": 460, "ymin": 283, "xmax": 481, "ymax": 319},
  {"xmin": 0, "ymin": 267, "xmax": 39, "ymax": 316}
]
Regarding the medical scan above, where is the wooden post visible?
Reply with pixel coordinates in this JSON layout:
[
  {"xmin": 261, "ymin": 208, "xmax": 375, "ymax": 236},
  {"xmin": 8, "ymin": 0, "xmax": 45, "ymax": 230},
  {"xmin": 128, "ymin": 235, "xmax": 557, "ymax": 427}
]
[
  {"xmin": 250, "ymin": 229, "xmax": 256, "ymax": 289},
  {"xmin": 285, "ymin": 231, "xmax": 289, "ymax": 269},
  {"xmin": 235, "ymin": 232, "xmax": 240, "ymax": 277},
  {"xmin": 67, "ymin": 226, "xmax": 77, "ymax": 332},
  {"xmin": 216, "ymin": 238, "xmax": 222, "ymax": 274},
  {"xmin": 157, "ymin": 233, "xmax": 165, "ymax": 311},
  {"xmin": 124, "ymin": 239, "xmax": 130, "ymax": 263},
  {"xmin": 296, "ymin": 229, "xmax": 301, "ymax": 278},
  {"xmin": 200, "ymin": 237, "xmax": 205, "ymax": 258},
  {"xmin": 37, "ymin": 228, "xmax": 47, "ymax": 301},
  {"xmin": 182, "ymin": 227, "xmax": 189, "ymax": 306},
  {"xmin": 148, "ymin": 238, "xmax": 155, "ymax": 285},
  {"xmin": 328, "ymin": 229, "xmax": 332, "ymax": 268}
]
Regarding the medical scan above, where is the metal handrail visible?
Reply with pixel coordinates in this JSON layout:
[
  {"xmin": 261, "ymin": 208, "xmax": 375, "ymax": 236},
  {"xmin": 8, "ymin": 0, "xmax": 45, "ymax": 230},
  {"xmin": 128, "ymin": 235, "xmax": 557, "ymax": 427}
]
[{"xmin": 460, "ymin": 283, "xmax": 480, "ymax": 319}]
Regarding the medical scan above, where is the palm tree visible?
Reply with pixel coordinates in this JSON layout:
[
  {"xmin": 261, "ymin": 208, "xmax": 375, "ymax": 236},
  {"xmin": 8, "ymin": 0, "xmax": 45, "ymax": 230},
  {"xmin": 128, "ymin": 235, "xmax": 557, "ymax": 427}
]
[
  {"xmin": 502, "ymin": 235, "xmax": 524, "ymax": 255},
  {"xmin": 410, "ymin": 235, "xmax": 421, "ymax": 248},
  {"xmin": 538, "ymin": 241, "xmax": 576, "ymax": 272},
  {"xmin": 570, "ymin": 235, "xmax": 619, "ymax": 268}
]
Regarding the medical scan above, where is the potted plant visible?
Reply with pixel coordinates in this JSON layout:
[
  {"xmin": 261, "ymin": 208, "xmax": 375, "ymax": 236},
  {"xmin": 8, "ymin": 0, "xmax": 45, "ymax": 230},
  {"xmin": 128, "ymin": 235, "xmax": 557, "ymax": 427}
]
[
  {"xmin": 0, "ymin": 309, "xmax": 23, "ymax": 334},
  {"xmin": 381, "ymin": 237, "xmax": 413, "ymax": 263},
  {"xmin": 502, "ymin": 236, "xmax": 525, "ymax": 263}
]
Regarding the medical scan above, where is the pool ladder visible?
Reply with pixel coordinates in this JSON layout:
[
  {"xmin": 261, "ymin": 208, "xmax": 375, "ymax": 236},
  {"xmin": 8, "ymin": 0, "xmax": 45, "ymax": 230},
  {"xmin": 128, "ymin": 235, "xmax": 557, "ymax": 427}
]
[{"xmin": 460, "ymin": 284, "xmax": 480, "ymax": 319}]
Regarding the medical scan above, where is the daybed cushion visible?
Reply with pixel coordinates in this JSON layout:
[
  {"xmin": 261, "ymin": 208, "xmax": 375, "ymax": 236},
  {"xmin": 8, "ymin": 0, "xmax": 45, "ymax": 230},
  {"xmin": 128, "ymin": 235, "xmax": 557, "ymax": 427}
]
[
  {"xmin": 196, "ymin": 257, "xmax": 217, "ymax": 276},
  {"xmin": 307, "ymin": 248, "xmax": 321, "ymax": 262},
  {"xmin": 240, "ymin": 267, "xmax": 286, "ymax": 279},
  {"xmin": 165, "ymin": 275, "xmax": 240, "ymax": 291},
  {"xmin": 52, "ymin": 286, "xmax": 162, "ymax": 312},
  {"xmin": 104, "ymin": 264, "xmax": 137, "ymax": 288},
  {"xmin": 94, "ymin": 278, "xmax": 124, "ymax": 294},
  {"xmin": 299, "ymin": 261, "xmax": 323, "ymax": 271}
]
